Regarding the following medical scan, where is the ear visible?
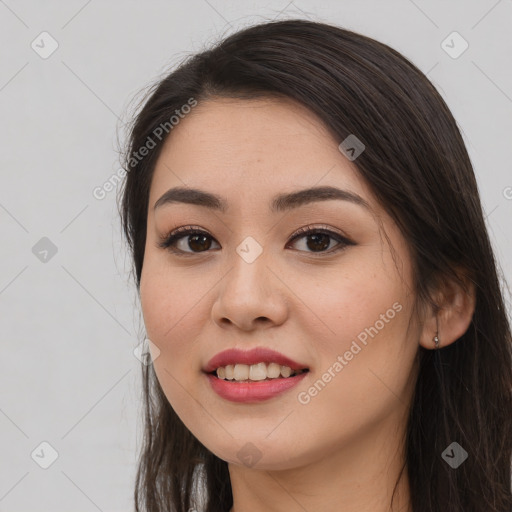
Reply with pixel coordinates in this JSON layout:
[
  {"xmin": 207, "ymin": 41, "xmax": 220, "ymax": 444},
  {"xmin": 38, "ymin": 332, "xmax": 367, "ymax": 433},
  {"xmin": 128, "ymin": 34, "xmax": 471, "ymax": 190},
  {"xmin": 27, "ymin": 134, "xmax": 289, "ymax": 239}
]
[{"xmin": 419, "ymin": 269, "xmax": 476, "ymax": 350}]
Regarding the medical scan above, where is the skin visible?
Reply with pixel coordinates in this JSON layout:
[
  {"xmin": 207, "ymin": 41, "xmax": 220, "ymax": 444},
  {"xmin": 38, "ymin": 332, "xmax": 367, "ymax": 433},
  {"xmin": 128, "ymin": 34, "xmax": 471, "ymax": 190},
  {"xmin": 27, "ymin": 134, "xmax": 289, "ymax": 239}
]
[{"xmin": 139, "ymin": 97, "xmax": 476, "ymax": 512}]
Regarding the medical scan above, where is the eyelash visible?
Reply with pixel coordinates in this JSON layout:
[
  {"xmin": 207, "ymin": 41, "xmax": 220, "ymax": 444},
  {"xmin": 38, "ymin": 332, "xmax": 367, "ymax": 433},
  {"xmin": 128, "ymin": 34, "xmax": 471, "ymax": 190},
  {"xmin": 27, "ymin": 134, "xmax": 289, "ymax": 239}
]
[{"xmin": 157, "ymin": 224, "xmax": 354, "ymax": 257}]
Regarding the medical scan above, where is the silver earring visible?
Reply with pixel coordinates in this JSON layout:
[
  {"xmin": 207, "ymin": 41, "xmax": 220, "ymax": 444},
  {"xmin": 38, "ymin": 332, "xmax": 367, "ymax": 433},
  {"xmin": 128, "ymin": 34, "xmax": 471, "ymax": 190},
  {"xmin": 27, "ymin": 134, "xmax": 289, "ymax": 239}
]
[{"xmin": 433, "ymin": 316, "xmax": 440, "ymax": 350}]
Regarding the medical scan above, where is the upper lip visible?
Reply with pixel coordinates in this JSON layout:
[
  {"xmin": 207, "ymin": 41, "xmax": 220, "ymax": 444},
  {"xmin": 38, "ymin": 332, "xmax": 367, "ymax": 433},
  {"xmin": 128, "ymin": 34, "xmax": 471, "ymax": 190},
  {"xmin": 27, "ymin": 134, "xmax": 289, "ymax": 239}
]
[{"xmin": 203, "ymin": 347, "xmax": 309, "ymax": 373}]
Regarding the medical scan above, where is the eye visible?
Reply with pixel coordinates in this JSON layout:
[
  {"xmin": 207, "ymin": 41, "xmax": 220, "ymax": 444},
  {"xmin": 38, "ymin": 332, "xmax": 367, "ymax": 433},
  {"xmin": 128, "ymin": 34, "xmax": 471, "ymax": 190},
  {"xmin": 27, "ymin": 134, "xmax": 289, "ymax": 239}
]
[
  {"xmin": 157, "ymin": 226, "xmax": 220, "ymax": 255},
  {"xmin": 286, "ymin": 224, "xmax": 353, "ymax": 254},
  {"xmin": 158, "ymin": 224, "xmax": 354, "ymax": 256}
]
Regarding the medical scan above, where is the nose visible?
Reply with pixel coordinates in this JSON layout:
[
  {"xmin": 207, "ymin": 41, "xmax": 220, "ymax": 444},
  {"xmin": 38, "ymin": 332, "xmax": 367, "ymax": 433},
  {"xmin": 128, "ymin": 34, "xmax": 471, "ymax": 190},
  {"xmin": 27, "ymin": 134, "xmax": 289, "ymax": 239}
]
[{"xmin": 211, "ymin": 249, "xmax": 288, "ymax": 332}]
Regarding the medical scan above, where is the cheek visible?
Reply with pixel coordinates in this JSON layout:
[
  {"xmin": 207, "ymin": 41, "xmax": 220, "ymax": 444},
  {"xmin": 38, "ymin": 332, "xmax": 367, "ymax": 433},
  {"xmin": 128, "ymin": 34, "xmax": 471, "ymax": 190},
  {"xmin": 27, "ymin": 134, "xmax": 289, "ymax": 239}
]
[
  {"xmin": 303, "ymin": 261, "xmax": 404, "ymax": 348},
  {"xmin": 139, "ymin": 268, "xmax": 205, "ymax": 418},
  {"xmin": 299, "ymin": 258, "xmax": 414, "ymax": 400},
  {"xmin": 139, "ymin": 263, "xmax": 209, "ymax": 373}
]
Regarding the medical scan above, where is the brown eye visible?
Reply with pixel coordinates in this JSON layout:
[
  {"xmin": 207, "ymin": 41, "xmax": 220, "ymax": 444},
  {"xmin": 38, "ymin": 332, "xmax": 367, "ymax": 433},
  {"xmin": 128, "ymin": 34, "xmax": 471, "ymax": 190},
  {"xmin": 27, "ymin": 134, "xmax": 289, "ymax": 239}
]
[
  {"xmin": 287, "ymin": 228, "xmax": 349, "ymax": 254},
  {"xmin": 158, "ymin": 227, "xmax": 220, "ymax": 254}
]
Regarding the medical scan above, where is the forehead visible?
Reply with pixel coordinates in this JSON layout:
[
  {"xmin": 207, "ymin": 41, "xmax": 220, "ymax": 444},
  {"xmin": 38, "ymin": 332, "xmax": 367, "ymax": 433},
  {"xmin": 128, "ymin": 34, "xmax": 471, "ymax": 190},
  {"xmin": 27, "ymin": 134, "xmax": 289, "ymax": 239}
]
[{"xmin": 149, "ymin": 97, "xmax": 376, "ymax": 212}]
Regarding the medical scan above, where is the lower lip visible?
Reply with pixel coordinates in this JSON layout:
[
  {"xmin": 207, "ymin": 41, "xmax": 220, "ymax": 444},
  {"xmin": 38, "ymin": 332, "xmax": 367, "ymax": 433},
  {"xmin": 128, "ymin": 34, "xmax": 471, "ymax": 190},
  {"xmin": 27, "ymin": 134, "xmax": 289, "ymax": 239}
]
[{"xmin": 204, "ymin": 371, "xmax": 308, "ymax": 403}]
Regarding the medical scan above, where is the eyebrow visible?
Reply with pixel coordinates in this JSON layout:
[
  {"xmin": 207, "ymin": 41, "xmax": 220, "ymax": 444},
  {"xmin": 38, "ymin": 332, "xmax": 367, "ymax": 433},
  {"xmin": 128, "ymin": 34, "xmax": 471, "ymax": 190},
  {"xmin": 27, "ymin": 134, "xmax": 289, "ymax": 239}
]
[{"xmin": 153, "ymin": 185, "xmax": 371, "ymax": 213}]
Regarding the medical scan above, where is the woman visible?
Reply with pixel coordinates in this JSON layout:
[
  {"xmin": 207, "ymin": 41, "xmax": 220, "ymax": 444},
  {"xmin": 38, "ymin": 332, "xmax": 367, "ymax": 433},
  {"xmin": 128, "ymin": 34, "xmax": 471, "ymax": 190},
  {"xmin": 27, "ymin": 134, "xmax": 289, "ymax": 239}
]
[{"xmin": 119, "ymin": 18, "xmax": 512, "ymax": 512}]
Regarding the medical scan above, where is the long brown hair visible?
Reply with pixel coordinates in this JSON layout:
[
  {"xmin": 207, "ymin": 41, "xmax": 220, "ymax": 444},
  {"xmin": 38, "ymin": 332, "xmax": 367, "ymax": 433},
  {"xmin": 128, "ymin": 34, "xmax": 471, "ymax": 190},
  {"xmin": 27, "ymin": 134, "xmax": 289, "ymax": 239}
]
[{"xmin": 118, "ymin": 18, "xmax": 512, "ymax": 512}]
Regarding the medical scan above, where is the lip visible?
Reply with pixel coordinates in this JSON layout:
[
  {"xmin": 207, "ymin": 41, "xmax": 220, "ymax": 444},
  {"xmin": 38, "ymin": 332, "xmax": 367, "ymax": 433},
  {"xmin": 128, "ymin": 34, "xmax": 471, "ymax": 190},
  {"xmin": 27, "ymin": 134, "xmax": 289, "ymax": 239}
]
[
  {"xmin": 205, "ymin": 371, "xmax": 308, "ymax": 403},
  {"xmin": 203, "ymin": 347, "xmax": 309, "ymax": 374}
]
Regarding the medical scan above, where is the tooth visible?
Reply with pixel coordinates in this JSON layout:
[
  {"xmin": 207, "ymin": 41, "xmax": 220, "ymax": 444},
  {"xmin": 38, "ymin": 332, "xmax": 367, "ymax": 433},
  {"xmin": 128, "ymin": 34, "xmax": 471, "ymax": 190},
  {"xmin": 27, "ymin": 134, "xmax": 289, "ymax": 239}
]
[
  {"xmin": 280, "ymin": 365, "xmax": 292, "ymax": 378},
  {"xmin": 224, "ymin": 364, "xmax": 234, "ymax": 380},
  {"xmin": 249, "ymin": 362, "xmax": 267, "ymax": 381},
  {"xmin": 233, "ymin": 364, "xmax": 249, "ymax": 380},
  {"xmin": 215, "ymin": 362, "xmax": 302, "ymax": 381},
  {"xmin": 267, "ymin": 362, "xmax": 281, "ymax": 379}
]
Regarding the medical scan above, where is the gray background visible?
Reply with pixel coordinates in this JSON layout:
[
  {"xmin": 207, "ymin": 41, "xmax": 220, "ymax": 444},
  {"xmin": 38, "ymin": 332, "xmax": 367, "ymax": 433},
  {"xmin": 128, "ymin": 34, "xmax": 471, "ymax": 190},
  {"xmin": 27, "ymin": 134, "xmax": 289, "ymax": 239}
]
[{"xmin": 1, "ymin": 1, "xmax": 511, "ymax": 510}]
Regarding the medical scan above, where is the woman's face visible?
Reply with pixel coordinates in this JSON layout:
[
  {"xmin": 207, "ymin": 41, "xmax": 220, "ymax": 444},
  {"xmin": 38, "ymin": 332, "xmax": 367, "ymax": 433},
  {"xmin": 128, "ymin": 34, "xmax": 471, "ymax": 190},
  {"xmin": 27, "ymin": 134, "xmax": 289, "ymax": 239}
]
[{"xmin": 140, "ymin": 97, "xmax": 421, "ymax": 470}]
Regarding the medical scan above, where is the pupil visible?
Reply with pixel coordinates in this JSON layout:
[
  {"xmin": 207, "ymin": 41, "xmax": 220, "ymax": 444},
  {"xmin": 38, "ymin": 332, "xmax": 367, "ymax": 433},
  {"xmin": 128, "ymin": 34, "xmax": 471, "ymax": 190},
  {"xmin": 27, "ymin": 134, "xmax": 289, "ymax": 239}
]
[
  {"xmin": 307, "ymin": 233, "xmax": 329, "ymax": 251},
  {"xmin": 189, "ymin": 234, "xmax": 211, "ymax": 252}
]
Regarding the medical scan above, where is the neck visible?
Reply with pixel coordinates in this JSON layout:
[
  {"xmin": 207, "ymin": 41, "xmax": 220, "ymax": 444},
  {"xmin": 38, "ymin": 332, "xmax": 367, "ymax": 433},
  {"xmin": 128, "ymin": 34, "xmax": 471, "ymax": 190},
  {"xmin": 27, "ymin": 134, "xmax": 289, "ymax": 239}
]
[{"xmin": 227, "ymin": 410, "xmax": 412, "ymax": 512}]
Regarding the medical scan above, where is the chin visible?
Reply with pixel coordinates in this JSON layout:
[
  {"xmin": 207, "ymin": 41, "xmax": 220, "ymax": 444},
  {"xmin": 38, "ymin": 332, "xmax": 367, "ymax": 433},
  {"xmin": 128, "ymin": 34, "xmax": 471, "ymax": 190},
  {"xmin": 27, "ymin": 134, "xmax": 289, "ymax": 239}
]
[{"xmin": 203, "ymin": 436, "xmax": 311, "ymax": 471}]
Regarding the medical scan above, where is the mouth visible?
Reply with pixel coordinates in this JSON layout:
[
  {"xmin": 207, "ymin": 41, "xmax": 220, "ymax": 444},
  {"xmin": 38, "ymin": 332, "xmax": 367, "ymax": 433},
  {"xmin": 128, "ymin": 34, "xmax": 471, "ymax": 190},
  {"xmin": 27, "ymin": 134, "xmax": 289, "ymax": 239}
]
[
  {"xmin": 204, "ymin": 364, "xmax": 310, "ymax": 403},
  {"xmin": 203, "ymin": 347, "xmax": 310, "ymax": 402}
]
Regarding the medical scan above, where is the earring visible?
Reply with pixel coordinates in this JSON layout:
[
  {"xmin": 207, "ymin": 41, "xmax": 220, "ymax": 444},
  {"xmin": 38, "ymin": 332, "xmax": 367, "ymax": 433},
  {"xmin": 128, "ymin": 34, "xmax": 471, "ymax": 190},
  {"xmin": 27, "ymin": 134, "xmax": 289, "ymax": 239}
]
[{"xmin": 433, "ymin": 316, "xmax": 440, "ymax": 350}]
